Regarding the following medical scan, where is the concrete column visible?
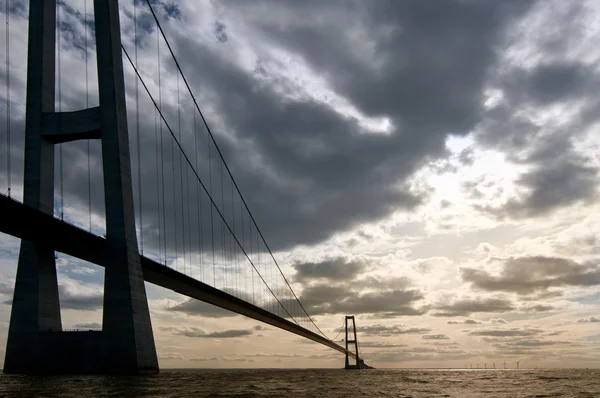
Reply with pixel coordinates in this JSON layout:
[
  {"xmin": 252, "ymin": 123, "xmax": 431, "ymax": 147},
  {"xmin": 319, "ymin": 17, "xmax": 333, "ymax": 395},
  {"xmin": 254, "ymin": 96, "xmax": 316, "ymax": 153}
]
[
  {"xmin": 4, "ymin": 0, "xmax": 62, "ymax": 374},
  {"xmin": 94, "ymin": 0, "xmax": 158, "ymax": 373}
]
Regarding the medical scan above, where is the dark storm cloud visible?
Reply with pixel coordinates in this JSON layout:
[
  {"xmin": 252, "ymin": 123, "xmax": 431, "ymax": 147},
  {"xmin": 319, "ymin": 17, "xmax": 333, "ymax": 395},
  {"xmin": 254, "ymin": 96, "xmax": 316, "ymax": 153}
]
[
  {"xmin": 475, "ymin": 136, "xmax": 598, "ymax": 219},
  {"xmin": 358, "ymin": 324, "xmax": 431, "ymax": 337},
  {"xmin": 161, "ymin": 326, "xmax": 253, "ymax": 338},
  {"xmin": 56, "ymin": 1, "xmax": 94, "ymax": 59},
  {"xmin": 299, "ymin": 284, "xmax": 425, "ymax": 317},
  {"xmin": 293, "ymin": 257, "xmax": 367, "ymax": 283},
  {"xmin": 525, "ymin": 62, "xmax": 597, "ymax": 105},
  {"xmin": 430, "ymin": 297, "xmax": 515, "ymax": 317},
  {"xmin": 0, "ymin": 0, "xmax": 535, "ymax": 253},
  {"xmin": 493, "ymin": 59, "xmax": 600, "ymax": 108},
  {"xmin": 156, "ymin": 0, "xmax": 532, "ymax": 250},
  {"xmin": 245, "ymin": 0, "xmax": 530, "ymax": 127},
  {"xmin": 475, "ymin": 6, "xmax": 600, "ymax": 220},
  {"xmin": 167, "ymin": 298, "xmax": 237, "ymax": 318},
  {"xmin": 283, "ymin": 270, "xmax": 424, "ymax": 317},
  {"xmin": 461, "ymin": 256, "xmax": 600, "ymax": 295},
  {"xmin": 300, "ymin": 284, "xmax": 425, "ymax": 317}
]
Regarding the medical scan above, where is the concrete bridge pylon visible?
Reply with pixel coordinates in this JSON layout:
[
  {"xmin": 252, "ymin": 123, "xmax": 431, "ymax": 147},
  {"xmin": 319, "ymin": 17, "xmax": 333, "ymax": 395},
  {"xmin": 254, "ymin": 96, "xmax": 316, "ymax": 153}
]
[{"xmin": 3, "ymin": 0, "xmax": 158, "ymax": 375}]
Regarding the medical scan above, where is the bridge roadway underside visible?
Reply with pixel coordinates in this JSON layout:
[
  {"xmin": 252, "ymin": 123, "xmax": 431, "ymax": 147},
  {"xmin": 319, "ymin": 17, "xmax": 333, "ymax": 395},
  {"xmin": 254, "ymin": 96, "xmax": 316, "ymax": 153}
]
[{"xmin": 0, "ymin": 195, "xmax": 356, "ymax": 361}]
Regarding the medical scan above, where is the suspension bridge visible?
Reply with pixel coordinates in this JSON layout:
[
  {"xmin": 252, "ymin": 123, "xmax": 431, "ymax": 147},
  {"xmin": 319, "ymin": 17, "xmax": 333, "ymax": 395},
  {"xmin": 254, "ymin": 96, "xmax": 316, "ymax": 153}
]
[{"xmin": 0, "ymin": 0, "xmax": 371, "ymax": 374}]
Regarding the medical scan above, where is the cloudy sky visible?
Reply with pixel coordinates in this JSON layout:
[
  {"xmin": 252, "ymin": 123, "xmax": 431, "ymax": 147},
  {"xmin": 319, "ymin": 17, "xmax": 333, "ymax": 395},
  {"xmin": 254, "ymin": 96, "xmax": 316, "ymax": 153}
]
[{"xmin": 1, "ymin": 0, "xmax": 600, "ymax": 369}]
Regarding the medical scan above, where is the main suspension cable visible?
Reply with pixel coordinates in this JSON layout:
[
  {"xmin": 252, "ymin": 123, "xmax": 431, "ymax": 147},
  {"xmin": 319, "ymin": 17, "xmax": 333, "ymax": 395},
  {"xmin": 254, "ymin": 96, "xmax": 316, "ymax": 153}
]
[
  {"xmin": 121, "ymin": 45, "xmax": 298, "ymax": 323},
  {"xmin": 331, "ymin": 319, "xmax": 345, "ymax": 342},
  {"xmin": 143, "ymin": 0, "xmax": 328, "ymax": 339}
]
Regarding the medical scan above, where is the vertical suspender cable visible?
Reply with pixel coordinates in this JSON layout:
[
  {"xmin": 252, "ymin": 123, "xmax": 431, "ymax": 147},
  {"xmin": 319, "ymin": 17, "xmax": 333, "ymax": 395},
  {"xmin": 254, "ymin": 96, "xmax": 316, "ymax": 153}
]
[
  {"xmin": 85, "ymin": 0, "xmax": 92, "ymax": 232},
  {"xmin": 231, "ymin": 178, "xmax": 237, "ymax": 297},
  {"xmin": 240, "ymin": 200, "xmax": 245, "ymax": 300},
  {"xmin": 134, "ymin": 0, "xmax": 143, "ymax": 254},
  {"xmin": 176, "ymin": 72, "xmax": 184, "ymax": 273},
  {"xmin": 220, "ymin": 161, "xmax": 226, "ymax": 288},
  {"xmin": 57, "ymin": 1, "xmax": 63, "ymax": 220},
  {"xmin": 256, "ymin": 229, "xmax": 260, "ymax": 308},
  {"xmin": 5, "ymin": 0, "xmax": 10, "ymax": 197},
  {"xmin": 186, "ymin": 153, "xmax": 191, "ymax": 276},
  {"xmin": 185, "ymin": 108, "xmax": 192, "ymax": 276},
  {"xmin": 155, "ymin": 106, "xmax": 162, "ymax": 263},
  {"xmin": 171, "ymin": 85, "xmax": 178, "ymax": 271},
  {"xmin": 250, "ymin": 214, "xmax": 254, "ymax": 304},
  {"xmin": 193, "ymin": 110, "xmax": 202, "ymax": 281},
  {"xmin": 209, "ymin": 130, "xmax": 215, "ymax": 286},
  {"xmin": 157, "ymin": 27, "xmax": 167, "ymax": 265}
]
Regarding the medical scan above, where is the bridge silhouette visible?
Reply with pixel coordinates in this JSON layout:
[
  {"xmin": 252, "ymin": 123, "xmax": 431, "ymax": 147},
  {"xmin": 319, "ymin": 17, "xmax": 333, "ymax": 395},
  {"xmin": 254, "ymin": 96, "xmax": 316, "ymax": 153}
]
[{"xmin": 0, "ymin": 0, "xmax": 370, "ymax": 374}]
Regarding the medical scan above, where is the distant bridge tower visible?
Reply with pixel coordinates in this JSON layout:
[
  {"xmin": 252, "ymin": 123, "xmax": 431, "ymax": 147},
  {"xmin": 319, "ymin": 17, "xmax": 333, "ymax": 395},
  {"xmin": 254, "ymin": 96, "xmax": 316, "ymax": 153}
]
[
  {"xmin": 344, "ymin": 315, "xmax": 363, "ymax": 369},
  {"xmin": 3, "ymin": 0, "xmax": 158, "ymax": 374}
]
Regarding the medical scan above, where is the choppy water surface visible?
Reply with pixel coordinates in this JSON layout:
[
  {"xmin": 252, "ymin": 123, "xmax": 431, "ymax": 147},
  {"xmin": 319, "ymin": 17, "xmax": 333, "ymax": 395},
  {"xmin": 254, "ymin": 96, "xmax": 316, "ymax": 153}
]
[{"xmin": 0, "ymin": 368, "xmax": 599, "ymax": 397}]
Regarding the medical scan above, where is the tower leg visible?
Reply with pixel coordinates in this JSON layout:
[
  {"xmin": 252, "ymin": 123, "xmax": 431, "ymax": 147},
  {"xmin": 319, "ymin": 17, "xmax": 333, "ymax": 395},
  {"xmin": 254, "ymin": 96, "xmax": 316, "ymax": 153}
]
[
  {"xmin": 3, "ymin": 0, "xmax": 61, "ymax": 375},
  {"xmin": 94, "ymin": 0, "xmax": 158, "ymax": 373}
]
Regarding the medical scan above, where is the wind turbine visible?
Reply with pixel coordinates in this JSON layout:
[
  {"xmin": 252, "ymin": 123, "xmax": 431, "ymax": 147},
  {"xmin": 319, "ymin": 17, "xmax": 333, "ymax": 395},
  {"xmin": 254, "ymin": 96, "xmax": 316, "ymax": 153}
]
[
  {"xmin": 484, "ymin": 363, "xmax": 487, "ymax": 369},
  {"xmin": 476, "ymin": 364, "xmax": 479, "ymax": 369},
  {"xmin": 503, "ymin": 361, "xmax": 506, "ymax": 369},
  {"xmin": 492, "ymin": 362, "xmax": 496, "ymax": 369},
  {"xmin": 516, "ymin": 360, "xmax": 520, "ymax": 369}
]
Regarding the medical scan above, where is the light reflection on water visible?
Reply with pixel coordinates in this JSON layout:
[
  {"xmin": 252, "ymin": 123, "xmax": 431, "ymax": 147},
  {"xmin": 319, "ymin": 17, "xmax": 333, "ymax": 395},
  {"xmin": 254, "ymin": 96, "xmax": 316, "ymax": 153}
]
[{"xmin": 0, "ymin": 368, "xmax": 599, "ymax": 397}]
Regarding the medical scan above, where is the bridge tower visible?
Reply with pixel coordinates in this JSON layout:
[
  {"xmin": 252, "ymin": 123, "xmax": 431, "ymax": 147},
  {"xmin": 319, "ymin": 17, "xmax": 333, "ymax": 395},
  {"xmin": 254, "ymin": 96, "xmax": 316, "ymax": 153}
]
[
  {"xmin": 344, "ymin": 315, "xmax": 364, "ymax": 369},
  {"xmin": 3, "ymin": 0, "xmax": 158, "ymax": 374}
]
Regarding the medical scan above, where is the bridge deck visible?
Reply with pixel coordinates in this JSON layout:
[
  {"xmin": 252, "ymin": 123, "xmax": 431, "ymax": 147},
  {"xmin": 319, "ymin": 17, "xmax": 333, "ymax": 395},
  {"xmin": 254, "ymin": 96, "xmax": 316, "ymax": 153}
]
[{"xmin": 0, "ymin": 194, "xmax": 356, "ymax": 360}]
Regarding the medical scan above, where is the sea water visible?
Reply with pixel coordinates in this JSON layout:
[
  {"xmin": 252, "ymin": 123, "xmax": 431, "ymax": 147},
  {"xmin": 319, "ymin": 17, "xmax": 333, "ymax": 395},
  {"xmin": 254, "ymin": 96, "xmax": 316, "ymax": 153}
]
[{"xmin": 0, "ymin": 368, "xmax": 599, "ymax": 397}]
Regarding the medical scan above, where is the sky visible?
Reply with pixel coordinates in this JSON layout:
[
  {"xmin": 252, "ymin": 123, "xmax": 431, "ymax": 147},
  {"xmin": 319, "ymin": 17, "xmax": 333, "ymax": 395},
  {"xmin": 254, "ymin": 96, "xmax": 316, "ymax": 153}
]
[{"xmin": 0, "ymin": 0, "xmax": 600, "ymax": 369}]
